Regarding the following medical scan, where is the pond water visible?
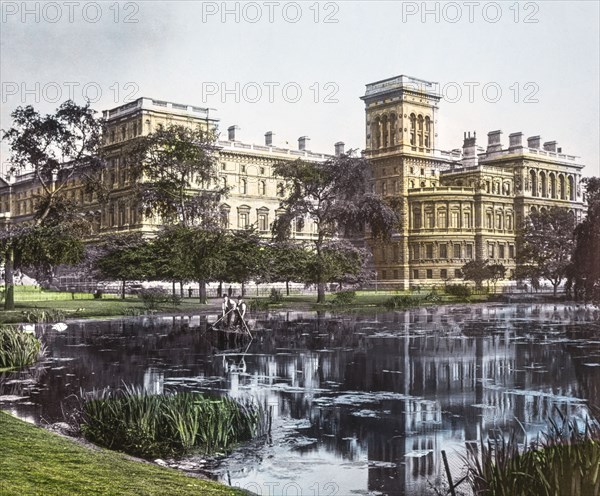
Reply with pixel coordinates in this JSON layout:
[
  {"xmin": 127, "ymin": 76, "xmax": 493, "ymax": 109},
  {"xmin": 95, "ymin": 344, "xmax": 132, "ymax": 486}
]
[{"xmin": 1, "ymin": 303, "xmax": 600, "ymax": 496}]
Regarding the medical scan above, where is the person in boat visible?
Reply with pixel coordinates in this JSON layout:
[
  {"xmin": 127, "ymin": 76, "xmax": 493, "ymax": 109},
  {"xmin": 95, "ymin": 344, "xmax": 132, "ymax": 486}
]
[
  {"xmin": 221, "ymin": 295, "xmax": 236, "ymax": 327},
  {"xmin": 234, "ymin": 295, "xmax": 247, "ymax": 327}
]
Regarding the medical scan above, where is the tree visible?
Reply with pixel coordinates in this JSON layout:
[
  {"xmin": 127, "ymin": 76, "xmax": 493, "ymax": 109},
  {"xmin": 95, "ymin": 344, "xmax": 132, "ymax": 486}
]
[
  {"xmin": 461, "ymin": 259, "xmax": 492, "ymax": 290},
  {"xmin": 94, "ymin": 233, "xmax": 153, "ymax": 299},
  {"xmin": 127, "ymin": 124, "xmax": 226, "ymax": 228},
  {"xmin": 568, "ymin": 177, "xmax": 600, "ymax": 304},
  {"xmin": 516, "ymin": 208, "xmax": 576, "ymax": 296},
  {"xmin": 1, "ymin": 101, "xmax": 107, "ymax": 309},
  {"xmin": 487, "ymin": 263, "xmax": 507, "ymax": 293},
  {"xmin": 272, "ymin": 152, "xmax": 400, "ymax": 303},
  {"xmin": 261, "ymin": 241, "xmax": 312, "ymax": 296},
  {"xmin": 305, "ymin": 241, "xmax": 368, "ymax": 291},
  {"xmin": 152, "ymin": 226, "xmax": 228, "ymax": 304},
  {"xmin": 220, "ymin": 228, "xmax": 265, "ymax": 297}
]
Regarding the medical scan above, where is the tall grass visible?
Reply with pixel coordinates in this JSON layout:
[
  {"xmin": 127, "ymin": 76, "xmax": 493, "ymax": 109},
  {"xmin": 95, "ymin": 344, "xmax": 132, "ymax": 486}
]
[
  {"xmin": 77, "ymin": 386, "xmax": 267, "ymax": 459},
  {"xmin": 0, "ymin": 325, "xmax": 44, "ymax": 370},
  {"xmin": 462, "ymin": 413, "xmax": 600, "ymax": 496}
]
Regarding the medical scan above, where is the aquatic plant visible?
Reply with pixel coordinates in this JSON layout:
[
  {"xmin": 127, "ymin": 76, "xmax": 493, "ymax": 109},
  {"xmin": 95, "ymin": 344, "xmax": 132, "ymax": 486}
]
[
  {"xmin": 461, "ymin": 413, "xmax": 600, "ymax": 496},
  {"xmin": 0, "ymin": 325, "xmax": 44, "ymax": 370},
  {"xmin": 77, "ymin": 386, "xmax": 267, "ymax": 459},
  {"xmin": 21, "ymin": 308, "xmax": 67, "ymax": 323}
]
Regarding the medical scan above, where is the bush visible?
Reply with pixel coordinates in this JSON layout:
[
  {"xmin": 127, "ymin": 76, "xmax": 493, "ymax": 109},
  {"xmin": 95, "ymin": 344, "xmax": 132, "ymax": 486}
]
[
  {"xmin": 445, "ymin": 284, "xmax": 472, "ymax": 298},
  {"xmin": 332, "ymin": 290, "xmax": 356, "ymax": 306},
  {"xmin": 138, "ymin": 288, "xmax": 180, "ymax": 311},
  {"xmin": 249, "ymin": 298, "xmax": 270, "ymax": 311},
  {"xmin": 0, "ymin": 325, "xmax": 44, "ymax": 370},
  {"xmin": 268, "ymin": 288, "xmax": 283, "ymax": 304},
  {"xmin": 78, "ymin": 387, "xmax": 267, "ymax": 459}
]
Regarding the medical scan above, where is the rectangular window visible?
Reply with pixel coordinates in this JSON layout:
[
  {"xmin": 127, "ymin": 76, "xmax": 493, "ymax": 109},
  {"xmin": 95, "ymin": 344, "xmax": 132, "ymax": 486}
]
[
  {"xmin": 413, "ymin": 269, "xmax": 419, "ymax": 279},
  {"xmin": 487, "ymin": 213, "xmax": 493, "ymax": 229},
  {"xmin": 488, "ymin": 243, "xmax": 495, "ymax": 258},
  {"xmin": 466, "ymin": 244, "xmax": 473, "ymax": 259},
  {"xmin": 381, "ymin": 270, "xmax": 387, "ymax": 280},
  {"xmin": 413, "ymin": 244, "xmax": 420, "ymax": 261},
  {"xmin": 426, "ymin": 269, "xmax": 433, "ymax": 279},
  {"xmin": 239, "ymin": 212, "xmax": 249, "ymax": 228},
  {"xmin": 393, "ymin": 269, "xmax": 399, "ymax": 279},
  {"xmin": 453, "ymin": 244, "xmax": 461, "ymax": 258},
  {"xmin": 454, "ymin": 268, "xmax": 462, "ymax": 278},
  {"xmin": 499, "ymin": 244, "xmax": 505, "ymax": 259},
  {"xmin": 426, "ymin": 212, "xmax": 434, "ymax": 228},
  {"xmin": 438, "ymin": 211, "xmax": 447, "ymax": 228},
  {"xmin": 509, "ymin": 245, "xmax": 515, "ymax": 259},
  {"xmin": 258, "ymin": 214, "xmax": 268, "ymax": 232},
  {"xmin": 463, "ymin": 212, "xmax": 471, "ymax": 228},
  {"xmin": 440, "ymin": 269, "xmax": 448, "ymax": 279},
  {"xmin": 439, "ymin": 244, "xmax": 447, "ymax": 259},
  {"xmin": 451, "ymin": 211, "xmax": 459, "ymax": 228},
  {"xmin": 426, "ymin": 244, "xmax": 433, "ymax": 259}
]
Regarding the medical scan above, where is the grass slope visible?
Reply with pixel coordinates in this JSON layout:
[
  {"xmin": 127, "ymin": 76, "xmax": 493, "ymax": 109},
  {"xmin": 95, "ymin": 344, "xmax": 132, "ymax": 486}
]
[{"xmin": 0, "ymin": 411, "xmax": 247, "ymax": 496}]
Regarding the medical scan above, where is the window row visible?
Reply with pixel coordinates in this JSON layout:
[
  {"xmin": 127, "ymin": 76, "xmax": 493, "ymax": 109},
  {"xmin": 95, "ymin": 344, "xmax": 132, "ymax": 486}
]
[
  {"xmin": 529, "ymin": 170, "xmax": 576, "ymax": 201},
  {"xmin": 411, "ymin": 243, "xmax": 474, "ymax": 261},
  {"xmin": 412, "ymin": 210, "xmax": 472, "ymax": 229}
]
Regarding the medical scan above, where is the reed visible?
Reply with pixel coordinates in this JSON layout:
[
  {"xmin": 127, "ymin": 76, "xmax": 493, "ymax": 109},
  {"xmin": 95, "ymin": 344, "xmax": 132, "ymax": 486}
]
[
  {"xmin": 462, "ymin": 413, "xmax": 600, "ymax": 496},
  {"xmin": 0, "ymin": 325, "xmax": 44, "ymax": 370},
  {"xmin": 78, "ymin": 386, "xmax": 267, "ymax": 459}
]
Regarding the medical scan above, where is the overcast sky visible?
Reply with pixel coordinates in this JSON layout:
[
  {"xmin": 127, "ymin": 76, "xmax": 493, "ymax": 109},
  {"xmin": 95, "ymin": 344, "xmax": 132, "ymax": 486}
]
[{"xmin": 1, "ymin": 1, "xmax": 599, "ymax": 176}]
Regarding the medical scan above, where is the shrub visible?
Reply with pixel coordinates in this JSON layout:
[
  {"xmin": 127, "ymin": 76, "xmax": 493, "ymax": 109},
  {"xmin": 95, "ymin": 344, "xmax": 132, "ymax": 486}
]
[
  {"xmin": 332, "ymin": 290, "xmax": 356, "ymax": 306},
  {"xmin": 445, "ymin": 284, "xmax": 472, "ymax": 298},
  {"xmin": 249, "ymin": 298, "xmax": 270, "ymax": 311},
  {"xmin": 0, "ymin": 325, "xmax": 44, "ymax": 370},
  {"xmin": 268, "ymin": 288, "xmax": 283, "ymax": 303},
  {"xmin": 78, "ymin": 387, "xmax": 267, "ymax": 459},
  {"xmin": 138, "ymin": 288, "xmax": 180, "ymax": 311}
]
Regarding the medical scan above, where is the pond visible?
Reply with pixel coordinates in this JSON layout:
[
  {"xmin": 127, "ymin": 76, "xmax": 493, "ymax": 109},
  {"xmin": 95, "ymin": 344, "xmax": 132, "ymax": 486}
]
[{"xmin": 1, "ymin": 303, "xmax": 599, "ymax": 496}]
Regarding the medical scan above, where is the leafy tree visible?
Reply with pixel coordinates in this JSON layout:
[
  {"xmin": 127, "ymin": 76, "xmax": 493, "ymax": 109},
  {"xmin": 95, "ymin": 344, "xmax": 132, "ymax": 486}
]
[
  {"xmin": 488, "ymin": 263, "xmax": 507, "ymax": 293},
  {"xmin": 127, "ymin": 124, "xmax": 226, "ymax": 228},
  {"xmin": 220, "ymin": 228, "xmax": 265, "ymax": 297},
  {"xmin": 305, "ymin": 241, "xmax": 368, "ymax": 291},
  {"xmin": 568, "ymin": 177, "xmax": 600, "ymax": 304},
  {"xmin": 461, "ymin": 259, "xmax": 491, "ymax": 290},
  {"xmin": 272, "ymin": 152, "xmax": 400, "ymax": 303},
  {"xmin": 152, "ymin": 226, "xmax": 228, "ymax": 303},
  {"xmin": 94, "ymin": 233, "xmax": 153, "ymax": 299},
  {"xmin": 1, "ymin": 101, "xmax": 107, "ymax": 309},
  {"xmin": 516, "ymin": 208, "xmax": 576, "ymax": 296},
  {"xmin": 261, "ymin": 241, "xmax": 312, "ymax": 296}
]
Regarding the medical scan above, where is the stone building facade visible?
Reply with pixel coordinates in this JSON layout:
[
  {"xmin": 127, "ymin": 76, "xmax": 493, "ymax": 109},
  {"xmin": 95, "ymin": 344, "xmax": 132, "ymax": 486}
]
[
  {"xmin": 363, "ymin": 75, "xmax": 585, "ymax": 289},
  {"xmin": 0, "ymin": 97, "xmax": 333, "ymax": 243}
]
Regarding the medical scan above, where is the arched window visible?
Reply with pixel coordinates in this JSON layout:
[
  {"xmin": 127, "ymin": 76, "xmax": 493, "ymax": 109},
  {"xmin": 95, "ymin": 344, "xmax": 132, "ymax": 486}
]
[
  {"xmin": 540, "ymin": 172, "xmax": 547, "ymax": 198},
  {"xmin": 530, "ymin": 170, "xmax": 538, "ymax": 197},
  {"xmin": 240, "ymin": 179, "xmax": 247, "ymax": 194},
  {"xmin": 417, "ymin": 115, "xmax": 424, "ymax": 147},
  {"xmin": 559, "ymin": 175, "xmax": 565, "ymax": 199},
  {"xmin": 568, "ymin": 176, "xmax": 575, "ymax": 201},
  {"xmin": 382, "ymin": 181, "xmax": 387, "ymax": 195},
  {"xmin": 258, "ymin": 180, "xmax": 266, "ymax": 195},
  {"xmin": 410, "ymin": 114, "xmax": 416, "ymax": 147},
  {"xmin": 549, "ymin": 173, "xmax": 556, "ymax": 198},
  {"xmin": 424, "ymin": 116, "xmax": 431, "ymax": 148}
]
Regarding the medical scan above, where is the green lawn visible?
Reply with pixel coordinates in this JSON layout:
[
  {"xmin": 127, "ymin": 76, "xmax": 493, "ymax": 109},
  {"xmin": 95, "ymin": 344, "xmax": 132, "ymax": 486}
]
[{"xmin": 0, "ymin": 411, "xmax": 247, "ymax": 496}]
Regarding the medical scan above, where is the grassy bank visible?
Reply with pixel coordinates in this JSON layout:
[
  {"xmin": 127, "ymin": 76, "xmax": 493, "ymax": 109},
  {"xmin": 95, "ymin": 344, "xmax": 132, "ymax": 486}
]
[{"xmin": 0, "ymin": 410, "xmax": 247, "ymax": 496}]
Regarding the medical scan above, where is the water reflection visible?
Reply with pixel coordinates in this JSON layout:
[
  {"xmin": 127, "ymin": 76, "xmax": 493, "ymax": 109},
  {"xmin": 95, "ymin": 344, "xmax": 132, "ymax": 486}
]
[{"xmin": 1, "ymin": 304, "xmax": 599, "ymax": 496}]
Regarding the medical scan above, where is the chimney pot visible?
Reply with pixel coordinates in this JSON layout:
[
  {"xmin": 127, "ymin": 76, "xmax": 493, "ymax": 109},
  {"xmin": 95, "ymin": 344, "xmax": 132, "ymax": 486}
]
[
  {"xmin": 265, "ymin": 131, "xmax": 274, "ymax": 146},
  {"xmin": 227, "ymin": 125, "xmax": 239, "ymax": 141},
  {"xmin": 298, "ymin": 136, "xmax": 310, "ymax": 151},
  {"xmin": 334, "ymin": 141, "xmax": 345, "ymax": 157}
]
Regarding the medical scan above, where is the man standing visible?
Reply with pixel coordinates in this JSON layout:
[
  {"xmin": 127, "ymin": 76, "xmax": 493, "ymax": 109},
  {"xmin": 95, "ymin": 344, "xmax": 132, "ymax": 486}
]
[{"xmin": 234, "ymin": 295, "xmax": 247, "ymax": 327}]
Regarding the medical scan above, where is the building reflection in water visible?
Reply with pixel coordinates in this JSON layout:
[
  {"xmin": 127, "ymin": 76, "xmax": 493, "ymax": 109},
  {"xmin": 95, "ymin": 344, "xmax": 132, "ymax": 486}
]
[{"xmin": 1, "ymin": 304, "xmax": 598, "ymax": 495}]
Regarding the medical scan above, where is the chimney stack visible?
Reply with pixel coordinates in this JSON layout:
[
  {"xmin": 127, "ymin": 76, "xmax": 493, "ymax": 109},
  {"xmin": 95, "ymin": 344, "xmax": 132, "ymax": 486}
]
[
  {"xmin": 265, "ymin": 131, "xmax": 274, "ymax": 146},
  {"xmin": 527, "ymin": 135, "xmax": 541, "ymax": 149},
  {"xmin": 298, "ymin": 136, "xmax": 310, "ymax": 151},
  {"xmin": 334, "ymin": 141, "xmax": 345, "ymax": 157},
  {"xmin": 462, "ymin": 131, "xmax": 478, "ymax": 168},
  {"xmin": 227, "ymin": 125, "xmax": 239, "ymax": 141},
  {"xmin": 486, "ymin": 130, "xmax": 503, "ymax": 154},
  {"xmin": 508, "ymin": 132, "xmax": 523, "ymax": 150},
  {"xmin": 543, "ymin": 141, "xmax": 557, "ymax": 152}
]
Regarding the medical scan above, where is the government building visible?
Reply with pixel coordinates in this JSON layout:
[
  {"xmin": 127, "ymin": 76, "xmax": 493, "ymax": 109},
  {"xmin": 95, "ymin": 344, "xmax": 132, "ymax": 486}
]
[
  {"xmin": 0, "ymin": 75, "xmax": 587, "ymax": 289},
  {"xmin": 363, "ymin": 75, "xmax": 585, "ymax": 289}
]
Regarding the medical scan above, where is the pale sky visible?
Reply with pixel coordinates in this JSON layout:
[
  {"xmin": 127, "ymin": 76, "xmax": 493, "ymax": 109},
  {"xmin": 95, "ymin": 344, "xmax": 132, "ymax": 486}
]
[{"xmin": 1, "ymin": 1, "xmax": 599, "ymax": 176}]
